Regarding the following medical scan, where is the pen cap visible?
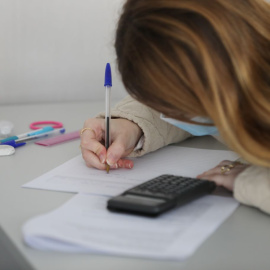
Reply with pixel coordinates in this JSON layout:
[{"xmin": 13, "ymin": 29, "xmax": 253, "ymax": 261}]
[
  {"xmin": 1, "ymin": 140, "xmax": 26, "ymax": 148},
  {"xmin": 104, "ymin": 63, "xmax": 112, "ymax": 87}
]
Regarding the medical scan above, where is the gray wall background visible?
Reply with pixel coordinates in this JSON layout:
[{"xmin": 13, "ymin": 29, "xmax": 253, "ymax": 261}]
[{"xmin": 0, "ymin": 0, "xmax": 127, "ymax": 105}]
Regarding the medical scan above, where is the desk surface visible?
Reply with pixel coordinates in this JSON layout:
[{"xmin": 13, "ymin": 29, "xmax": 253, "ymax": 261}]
[{"xmin": 1, "ymin": 101, "xmax": 270, "ymax": 270}]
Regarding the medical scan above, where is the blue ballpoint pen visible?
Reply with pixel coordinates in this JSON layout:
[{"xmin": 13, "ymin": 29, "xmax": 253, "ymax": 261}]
[{"xmin": 104, "ymin": 63, "xmax": 112, "ymax": 174}]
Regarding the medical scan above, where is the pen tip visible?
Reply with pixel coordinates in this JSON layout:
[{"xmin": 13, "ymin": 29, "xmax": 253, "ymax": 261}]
[{"xmin": 106, "ymin": 164, "xmax": 110, "ymax": 174}]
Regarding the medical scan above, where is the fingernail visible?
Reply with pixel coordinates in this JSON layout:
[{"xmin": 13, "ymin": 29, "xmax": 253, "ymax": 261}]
[
  {"xmin": 99, "ymin": 154, "xmax": 106, "ymax": 164},
  {"xmin": 111, "ymin": 163, "xmax": 118, "ymax": 169},
  {"xmin": 107, "ymin": 160, "xmax": 118, "ymax": 169},
  {"xmin": 106, "ymin": 153, "xmax": 116, "ymax": 166},
  {"xmin": 117, "ymin": 160, "xmax": 123, "ymax": 168}
]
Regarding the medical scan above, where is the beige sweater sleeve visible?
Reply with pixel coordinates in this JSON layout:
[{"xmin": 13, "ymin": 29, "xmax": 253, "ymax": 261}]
[
  {"xmin": 96, "ymin": 95, "xmax": 192, "ymax": 157},
  {"xmin": 234, "ymin": 165, "xmax": 270, "ymax": 214}
]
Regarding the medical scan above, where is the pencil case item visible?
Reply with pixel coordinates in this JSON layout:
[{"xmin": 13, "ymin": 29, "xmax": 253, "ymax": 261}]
[{"xmin": 35, "ymin": 131, "xmax": 80, "ymax": 146}]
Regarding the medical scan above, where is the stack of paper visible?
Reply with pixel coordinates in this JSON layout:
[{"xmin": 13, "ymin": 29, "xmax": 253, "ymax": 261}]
[
  {"xmin": 23, "ymin": 193, "xmax": 238, "ymax": 260},
  {"xmin": 22, "ymin": 146, "xmax": 240, "ymax": 260}
]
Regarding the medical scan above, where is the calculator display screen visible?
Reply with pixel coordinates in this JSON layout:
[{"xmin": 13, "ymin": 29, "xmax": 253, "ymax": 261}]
[{"xmin": 124, "ymin": 194, "xmax": 165, "ymax": 206}]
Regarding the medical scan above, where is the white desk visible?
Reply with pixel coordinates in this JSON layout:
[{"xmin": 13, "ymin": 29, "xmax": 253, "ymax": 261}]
[{"xmin": 1, "ymin": 101, "xmax": 270, "ymax": 270}]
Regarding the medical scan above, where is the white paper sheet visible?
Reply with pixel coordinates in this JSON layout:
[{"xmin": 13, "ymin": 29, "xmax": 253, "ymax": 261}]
[
  {"xmin": 23, "ymin": 193, "xmax": 239, "ymax": 260},
  {"xmin": 23, "ymin": 146, "xmax": 239, "ymax": 196}
]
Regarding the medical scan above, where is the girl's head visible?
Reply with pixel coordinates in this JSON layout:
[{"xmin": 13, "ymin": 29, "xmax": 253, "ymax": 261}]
[{"xmin": 115, "ymin": 0, "xmax": 270, "ymax": 167}]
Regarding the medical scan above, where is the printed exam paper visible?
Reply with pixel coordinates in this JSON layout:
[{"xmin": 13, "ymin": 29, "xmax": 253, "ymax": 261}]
[{"xmin": 23, "ymin": 146, "xmax": 239, "ymax": 196}]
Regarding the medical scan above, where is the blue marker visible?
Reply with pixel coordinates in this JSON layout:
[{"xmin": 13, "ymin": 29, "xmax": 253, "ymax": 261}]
[{"xmin": 15, "ymin": 128, "xmax": 65, "ymax": 143}]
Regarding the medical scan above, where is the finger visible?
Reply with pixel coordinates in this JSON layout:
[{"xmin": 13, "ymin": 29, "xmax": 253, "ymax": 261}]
[
  {"xmin": 198, "ymin": 161, "xmax": 248, "ymax": 178},
  {"xmin": 197, "ymin": 159, "xmax": 237, "ymax": 178},
  {"xmin": 218, "ymin": 160, "xmax": 234, "ymax": 166},
  {"xmin": 106, "ymin": 141, "xmax": 127, "ymax": 166},
  {"xmin": 117, "ymin": 159, "xmax": 134, "ymax": 169},
  {"xmin": 197, "ymin": 166, "xmax": 222, "ymax": 178},
  {"xmin": 81, "ymin": 149, "xmax": 106, "ymax": 170},
  {"xmin": 81, "ymin": 137, "xmax": 107, "ymax": 164},
  {"xmin": 80, "ymin": 122, "xmax": 105, "ymax": 145},
  {"xmin": 80, "ymin": 127, "xmax": 100, "ymax": 142},
  {"xmin": 198, "ymin": 172, "xmax": 222, "ymax": 182},
  {"xmin": 199, "ymin": 173, "xmax": 235, "ymax": 191},
  {"xmin": 197, "ymin": 172, "xmax": 225, "ymax": 187}
]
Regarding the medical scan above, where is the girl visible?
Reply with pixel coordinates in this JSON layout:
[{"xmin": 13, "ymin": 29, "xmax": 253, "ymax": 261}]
[{"xmin": 80, "ymin": 0, "xmax": 270, "ymax": 214}]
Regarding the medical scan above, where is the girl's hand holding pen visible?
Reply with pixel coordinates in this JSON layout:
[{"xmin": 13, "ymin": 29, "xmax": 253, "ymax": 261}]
[{"xmin": 80, "ymin": 118, "xmax": 143, "ymax": 171}]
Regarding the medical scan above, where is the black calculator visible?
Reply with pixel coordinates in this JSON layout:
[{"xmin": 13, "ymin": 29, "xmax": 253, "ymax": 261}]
[{"xmin": 107, "ymin": 174, "xmax": 216, "ymax": 216}]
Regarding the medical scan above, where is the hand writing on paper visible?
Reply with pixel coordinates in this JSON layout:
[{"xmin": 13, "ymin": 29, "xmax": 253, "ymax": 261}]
[
  {"xmin": 80, "ymin": 118, "xmax": 142, "ymax": 171},
  {"xmin": 197, "ymin": 160, "xmax": 250, "ymax": 191}
]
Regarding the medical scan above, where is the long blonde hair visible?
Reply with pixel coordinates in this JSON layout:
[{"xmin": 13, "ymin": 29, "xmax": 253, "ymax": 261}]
[{"xmin": 115, "ymin": 0, "xmax": 270, "ymax": 167}]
